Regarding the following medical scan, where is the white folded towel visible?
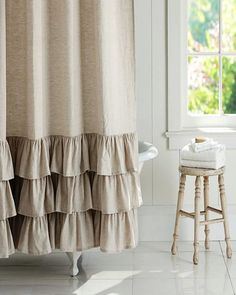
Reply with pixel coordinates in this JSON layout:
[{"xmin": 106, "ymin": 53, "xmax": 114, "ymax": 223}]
[
  {"xmin": 180, "ymin": 139, "xmax": 226, "ymax": 169},
  {"xmin": 180, "ymin": 158, "xmax": 225, "ymax": 170},
  {"xmin": 181, "ymin": 143, "xmax": 225, "ymax": 162},
  {"xmin": 191, "ymin": 138, "xmax": 219, "ymax": 152}
]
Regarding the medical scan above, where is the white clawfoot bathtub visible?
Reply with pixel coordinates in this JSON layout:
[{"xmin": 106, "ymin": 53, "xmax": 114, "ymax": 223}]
[
  {"xmin": 67, "ymin": 141, "xmax": 158, "ymax": 276},
  {"xmin": 138, "ymin": 141, "xmax": 159, "ymax": 173}
]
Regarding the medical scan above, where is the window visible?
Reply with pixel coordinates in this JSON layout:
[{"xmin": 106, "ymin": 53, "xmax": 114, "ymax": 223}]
[
  {"xmin": 188, "ymin": 0, "xmax": 236, "ymax": 116},
  {"xmin": 167, "ymin": 0, "xmax": 236, "ymax": 149}
]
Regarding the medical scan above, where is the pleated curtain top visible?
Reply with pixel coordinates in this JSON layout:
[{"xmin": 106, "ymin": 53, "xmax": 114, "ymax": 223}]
[{"xmin": 2, "ymin": 0, "xmax": 136, "ymax": 139}]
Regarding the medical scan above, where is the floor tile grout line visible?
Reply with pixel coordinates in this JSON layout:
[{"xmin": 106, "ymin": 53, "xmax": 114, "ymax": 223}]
[{"xmin": 219, "ymin": 240, "xmax": 236, "ymax": 295}]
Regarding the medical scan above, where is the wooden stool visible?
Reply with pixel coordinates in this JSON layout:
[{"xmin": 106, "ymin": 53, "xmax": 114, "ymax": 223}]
[{"xmin": 171, "ymin": 166, "xmax": 232, "ymax": 265}]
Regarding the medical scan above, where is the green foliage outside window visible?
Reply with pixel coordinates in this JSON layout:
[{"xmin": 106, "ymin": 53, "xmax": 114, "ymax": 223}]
[{"xmin": 188, "ymin": 0, "xmax": 236, "ymax": 114}]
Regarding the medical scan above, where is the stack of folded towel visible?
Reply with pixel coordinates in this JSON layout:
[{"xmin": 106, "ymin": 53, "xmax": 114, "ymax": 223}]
[{"xmin": 180, "ymin": 138, "xmax": 225, "ymax": 169}]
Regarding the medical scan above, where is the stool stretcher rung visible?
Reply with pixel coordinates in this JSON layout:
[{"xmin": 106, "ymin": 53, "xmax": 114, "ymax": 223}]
[
  {"xmin": 179, "ymin": 210, "xmax": 194, "ymax": 219},
  {"xmin": 200, "ymin": 218, "xmax": 224, "ymax": 225},
  {"xmin": 179, "ymin": 210, "xmax": 205, "ymax": 219},
  {"xmin": 206, "ymin": 206, "xmax": 222, "ymax": 215}
]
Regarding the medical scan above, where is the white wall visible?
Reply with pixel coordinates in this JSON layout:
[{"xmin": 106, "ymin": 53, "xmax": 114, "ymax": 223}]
[{"xmin": 135, "ymin": 0, "xmax": 236, "ymax": 241}]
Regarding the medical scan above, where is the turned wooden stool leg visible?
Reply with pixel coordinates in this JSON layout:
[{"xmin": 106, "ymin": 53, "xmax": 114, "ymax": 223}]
[
  {"xmin": 171, "ymin": 174, "xmax": 186, "ymax": 255},
  {"xmin": 193, "ymin": 176, "xmax": 201, "ymax": 265},
  {"xmin": 204, "ymin": 176, "xmax": 210, "ymax": 250},
  {"xmin": 218, "ymin": 174, "xmax": 232, "ymax": 259}
]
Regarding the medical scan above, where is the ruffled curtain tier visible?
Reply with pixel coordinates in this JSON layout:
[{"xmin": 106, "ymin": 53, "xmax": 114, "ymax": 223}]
[
  {"xmin": 0, "ymin": 133, "xmax": 142, "ymax": 257},
  {"xmin": 0, "ymin": 220, "xmax": 15, "ymax": 258},
  {"xmin": 0, "ymin": 141, "xmax": 15, "ymax": 257},
  {"xmin": 7, "ymin": 133, "xmax": 138, "ymax": 178}
]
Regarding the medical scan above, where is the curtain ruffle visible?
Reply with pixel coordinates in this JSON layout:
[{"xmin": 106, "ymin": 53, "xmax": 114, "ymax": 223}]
[
  {"xmin": 0, "ymin": 181, "xmax": 16, "ymax": 220},
  {"xmin": 0, "ymin": 141, "xmax": 16, "ymax": 257},
  {"xmin": 14, "ymin": 172, "xmax": 142, "ymax": 217},
  {"xmin": 0, "ymin": 140, "xmax": 14, "ymax": 181},
  {"xmin": 0, "ymin": 133, "xmax": 141, "ymax": 256},
  {"xmin": 0, "ymin": 219, "xmax": 15, "ymax": 258},
  {"xmin": 7, "ymin": 133, "xmax": 138, "ymax": 178},
  {"xmin": 12, "ymin": 209, "xmax": 138, "ymax": 255}
]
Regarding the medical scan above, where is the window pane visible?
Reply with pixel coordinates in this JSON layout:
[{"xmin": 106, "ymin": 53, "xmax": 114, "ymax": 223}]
[
  {"xmin": 188, "ymin": 56, "xmax": 219, "ymax": 114},
  {"xmin": 188, "ymin": 0, "xmax": 220, "ymax": 52},
  {"xmin": 222, "ymin": 0, "xmax": 236, "ymax": 52},
  {"xmin": 222, "ymin": 56, "xmax": 236, "ymax": 114}
]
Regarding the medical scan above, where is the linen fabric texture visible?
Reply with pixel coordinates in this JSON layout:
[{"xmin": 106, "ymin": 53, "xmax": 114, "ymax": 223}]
[{"xmin": 0, "ymin": 0, "xmax": 142, "ymax": 257}]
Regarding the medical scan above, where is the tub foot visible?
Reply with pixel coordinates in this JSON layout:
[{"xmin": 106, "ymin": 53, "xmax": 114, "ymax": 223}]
[{"xmin": 66, "ymin": 252, "xmax": 82, "ymax": 276}]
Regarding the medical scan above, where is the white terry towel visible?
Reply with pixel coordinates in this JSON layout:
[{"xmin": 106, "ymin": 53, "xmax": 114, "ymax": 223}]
[
  {"xmin": 180, "ymin": 140, "xmax": 226, "ymax": 169},
  {"xmin": 180, "ymin": 143, "xmax": 225, "ymax": 162},
  {"xmin": 191, "ymin": 138, "xmax": 219, "ymax": 152},
  {"xmin": 180, "ymin": 158, "xmax": 225, "ymax": 170}
]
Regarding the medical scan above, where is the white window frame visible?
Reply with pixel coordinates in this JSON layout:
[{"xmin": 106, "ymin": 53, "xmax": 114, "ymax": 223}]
[{"xmin": 167, "ymin": 0, "xmax": 236, "ymax": 149}]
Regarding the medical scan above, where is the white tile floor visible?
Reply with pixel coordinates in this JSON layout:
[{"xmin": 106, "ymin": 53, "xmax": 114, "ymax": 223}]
[{"xmin": 0, "ymin": 241, "xmax": 236, "ymax": 295}]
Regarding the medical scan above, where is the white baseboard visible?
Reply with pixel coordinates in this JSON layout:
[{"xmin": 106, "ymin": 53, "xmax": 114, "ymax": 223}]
[{"xmin": 138, "ymin": 205, "xmax": 236, "ymax": 241}]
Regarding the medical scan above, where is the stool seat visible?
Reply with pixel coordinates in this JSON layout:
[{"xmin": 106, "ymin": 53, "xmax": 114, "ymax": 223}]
[
  {"xmin": 171, "ymin": 165, "xmax": 232, "ymax": 265},
  {"xmin": 179, "ymin": 166, "xmax": 225, "ymax": 176}
]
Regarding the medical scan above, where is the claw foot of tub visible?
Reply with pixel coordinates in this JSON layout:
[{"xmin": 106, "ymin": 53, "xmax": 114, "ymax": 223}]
[{"xmin": 66, "ymin": 252, "xmax": 82, "ymax": 276}]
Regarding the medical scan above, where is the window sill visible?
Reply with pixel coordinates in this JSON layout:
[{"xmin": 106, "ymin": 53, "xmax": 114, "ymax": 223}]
[{"xmin": 166, "ymin": 127, "xmax": 236, "ymax": 150}]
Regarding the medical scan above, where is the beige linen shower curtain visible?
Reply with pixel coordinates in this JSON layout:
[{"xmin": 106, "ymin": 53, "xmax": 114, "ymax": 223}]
[{"xmin": 0, "ymin": 0, "xmax": 142, "ymax": 257}]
